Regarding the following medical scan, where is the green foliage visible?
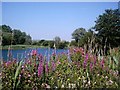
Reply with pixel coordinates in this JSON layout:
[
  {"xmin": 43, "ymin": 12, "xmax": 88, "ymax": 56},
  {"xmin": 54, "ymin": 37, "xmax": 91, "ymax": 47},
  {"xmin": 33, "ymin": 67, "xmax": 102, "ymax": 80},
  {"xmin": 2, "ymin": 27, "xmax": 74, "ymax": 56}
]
[
  {"xmin": 31, "ymin": 39, "xmax": 69, "ymax": 49},
  {"xmin": 1, "ymin": 25, "xmax": 12, "ymax": 33},
  {"xmin": 71, "ymin": 29, "xmax": 95, "ymax": 47},
  {"xmin": 13, "ymin": 60, "xmax": 23, "ymax": 89},
  {"xmin": 79, "ymin": 29, "xmax": 94, "ymax": 47},
  {"xmin": 1, "ymin": 25, "xmax": 32, "ymax": 46},
  {"xmin": 54, "ymin": 36, "xmax": 61, "ymax": 48},
  {"xmin": 72, "ymin": 28, "xmax": 86, "ymax": 43},
  {"xmin": 2, "ymin": 33, "xmax": 12, "ymax": 45},
  {"xmin": 94, "ymin": 9, "xmax": 120, "ymax": 48},
  {"xmin": 70, "ymin": 40, "xmax": 78, "ymax": 46}
]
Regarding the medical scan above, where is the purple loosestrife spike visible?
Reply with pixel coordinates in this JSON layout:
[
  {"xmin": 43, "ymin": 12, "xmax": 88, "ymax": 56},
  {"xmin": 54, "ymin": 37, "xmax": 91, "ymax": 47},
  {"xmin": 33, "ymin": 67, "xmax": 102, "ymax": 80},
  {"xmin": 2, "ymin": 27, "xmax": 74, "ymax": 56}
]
[
  {"xmin": 83, "ymin": 53, "xmax": 89, "ymax": 69},
  {"xmin": 38, "ymin": 60, "xmax": 43, "ymax": 77},
  {"xmin": 85, "ymin": 53, "xmax": 88, "ymax": 61},
  {"xmin": 31, "ymin": 49, "xmax": 37, "ymax": 56}
]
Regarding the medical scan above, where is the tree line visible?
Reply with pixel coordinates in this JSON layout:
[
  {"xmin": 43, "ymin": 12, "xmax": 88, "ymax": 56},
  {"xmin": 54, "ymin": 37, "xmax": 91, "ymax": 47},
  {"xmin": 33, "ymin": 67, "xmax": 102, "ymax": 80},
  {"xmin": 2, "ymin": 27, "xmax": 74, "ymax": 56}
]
[
  {"xmin": 71, "ymin": 9, "xmax": 120, "ymax": 49},
  {"xmin": 0, "ymin": 25, "xmax": 32, "ymax": 46},
  {"xmin": 0, "ymin": 9, "xmax": 120, "ymax": 49}
]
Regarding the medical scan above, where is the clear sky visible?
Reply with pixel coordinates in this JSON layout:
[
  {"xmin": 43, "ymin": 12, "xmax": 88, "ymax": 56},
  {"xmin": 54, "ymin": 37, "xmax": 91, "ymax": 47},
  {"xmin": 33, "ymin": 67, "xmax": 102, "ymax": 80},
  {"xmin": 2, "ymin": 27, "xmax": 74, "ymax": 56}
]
[{"xmin": 2, "ymin": 2, "xmax": 118, "ymax": 41}]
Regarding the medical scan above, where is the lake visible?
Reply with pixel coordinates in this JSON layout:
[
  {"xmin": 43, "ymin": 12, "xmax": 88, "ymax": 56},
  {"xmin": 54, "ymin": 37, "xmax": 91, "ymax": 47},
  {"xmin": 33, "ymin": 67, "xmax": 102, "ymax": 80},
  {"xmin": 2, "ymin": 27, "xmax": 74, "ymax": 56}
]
[{"xmin": 1, "ymin": 48, "xmax": 68, "ymax": 61}]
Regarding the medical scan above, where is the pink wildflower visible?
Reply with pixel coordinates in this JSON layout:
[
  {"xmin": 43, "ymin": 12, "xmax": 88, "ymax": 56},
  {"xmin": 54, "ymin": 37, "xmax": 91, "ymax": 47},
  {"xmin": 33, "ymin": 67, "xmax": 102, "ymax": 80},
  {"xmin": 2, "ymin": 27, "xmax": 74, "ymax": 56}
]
[
  {"xmin": 28, "ymin": 74, "xmax": 31, "ymax": 77},
  {"xmin": 31, "ymin": 49, "xmax": 37, "ymax": 56},
  {"xmin": 38, "ymin": 60, "xmax": 43, "ymax": 77},
  {"xmin": 90, "ymin": 62, "xmax": 93, "ymax": 71},
  {"xmin": 38, "ymin": 54, "xmax": 43, "ymax": 61},
  {"xmin": 83, "ymin": 53, "xmax": 89, "ymax": 69},
  {"xmin": 85, "ymin": 53, "xmax": 89, "ymax": 60},
  {"xmin": 5, "ymin": 61, "xmax": 11, "ymax": 67}
]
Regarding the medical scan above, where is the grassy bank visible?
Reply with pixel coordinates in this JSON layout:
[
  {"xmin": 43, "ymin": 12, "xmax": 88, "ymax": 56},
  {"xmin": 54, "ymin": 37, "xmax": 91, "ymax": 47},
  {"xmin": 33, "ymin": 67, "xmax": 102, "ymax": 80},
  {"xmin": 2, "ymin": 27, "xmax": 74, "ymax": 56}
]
[{"xmin": 1, "ymin": 45, "xmax": 48, "ymax": 50}]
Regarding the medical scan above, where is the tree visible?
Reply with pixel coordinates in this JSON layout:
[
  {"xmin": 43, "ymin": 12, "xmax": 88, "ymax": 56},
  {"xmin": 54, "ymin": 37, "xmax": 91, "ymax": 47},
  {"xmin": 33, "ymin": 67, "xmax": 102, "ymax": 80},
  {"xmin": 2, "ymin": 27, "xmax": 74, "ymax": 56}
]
[
  {"xmin": 13, "ymin": 29, "xmax": 23, "ymax": 44},
  {"xmin": 54, "ymin": 36, "xmax": 61, "ymax": 48},
  {"xmin": 25, "ymin": 35, "xmax": 32, "ymax": 45},
  {"xmin": 1, "ymin": 25, "xmax": 12, "ymax": 45},
  {"xmin": 72, "ymin": 28, "xmax": 86, "ymax": 43},
  {"xmin": 94, "ymin": 9, "xmax": 120, "ymax": 48},
  {"xmin": 1, "ymin": 25, "xmax": 32, "ymax": 45},
  {"xmin": 58, "ymin": 41, "xmax": 69, "ymax": 49},
  {"xmin": 70, "ymin": 40, "xmax": 78, "ymax": 46},
  {"xmin": 1, "ymin": 25, "xmax": 12, "ymax": 33},
  {"xmin": 79, "ymin": 29, "xmax": 94, "ymax": 46}
]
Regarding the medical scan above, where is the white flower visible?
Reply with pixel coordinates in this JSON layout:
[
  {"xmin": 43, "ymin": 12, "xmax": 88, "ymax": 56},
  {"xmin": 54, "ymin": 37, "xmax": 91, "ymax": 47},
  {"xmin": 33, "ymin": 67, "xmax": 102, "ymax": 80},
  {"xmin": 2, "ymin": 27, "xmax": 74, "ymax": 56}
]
[
  {"xmin": 51, "ymin": 77, "xmax": 53, "ymax": 80},
  {"xmin": 97, "ymin": 74, "xmax": 100, "ymax": 76},
  {"xmin": 28, "ymin": 74, "xmax": 31, "ymax": 77},
  {"xmin": 54, "ymin": 86, "xmax": 58, "ymax": 88},
  {"xmin": 19, "ymin": 74, "xmax": 21, "ymax": 77},
  {"xmin": 77, "ymin": 77, "xmax": 81, "ymax": 80},
  {"xmin": 68, "ymin": 83, "xmax": 71, "ymax": 88},
  {"xmin": 88, "ymin": 80, "xmax": 91, "ymax": 85},
  {"xmin": 68, "ymin": 83, "xmax": 76, "ymax": 88},
  {"xmin": 28, "ymin": 80, "xmax": 31, "ymax": 83},
  {"xmin": 85, "ymin": 84, "xmax": 88, "ymax": 87},
  {"xmin": 72, "ymin": 84, "xmax": 76, "ymax": 88},
  {"xmin": 82, "ymin": 76, "xmax": 85, "ymax": 79},
  {"xmin": 61, "ymin": 84, "xmax": 64, "ymax": 88},
  {"xmin": 22, "ymin": 65, "xmax": 24, "ymax": 68},
  {"xmin": 109, "ymin": 80, "xmax": 113, "ymax": 85},
  {"xmin": 83, "ymin": 80, "xmax": 87, "ymax": 83},
  {"xmin": 94, "ymin": 82, "xmax": 96, "ymax": 84},
  {"xmin": 105, "ymin": 76, "xmax": 108, "ymax": 79},
  {"xmin": 46, "ymin": 85, "xmax": 50, "ymax": 88},
  {"xmin": 34, "ymin": 72, "xmax": 36, "ymax": 75}
]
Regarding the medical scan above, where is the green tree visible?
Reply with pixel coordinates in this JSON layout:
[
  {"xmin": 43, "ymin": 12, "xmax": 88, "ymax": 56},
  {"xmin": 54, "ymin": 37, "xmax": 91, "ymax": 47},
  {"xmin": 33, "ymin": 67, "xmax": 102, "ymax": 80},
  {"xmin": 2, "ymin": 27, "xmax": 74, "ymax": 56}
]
[
  {"xmin": 70, "ymin": 40, "xmax": 77, "ymax": 46},
  {"xmin": 72, "ymin": 28, "xmax": 86, "ymax": 46},
  {"xmin": 25, "ymin": 35, "xmax": 32, "ymax": 45},
  {"xmin": 1, "ymin": 25, "xmax": 12, "ymax": 45},
  {"xmin": 42, "ymin": 40, "xmax": 49, "ymax": 46},
  {"xmin": 1, "ymin": 25, "xmax": 32, "ymax": 45},
  {"xmin": 2, "ymin": 34, "xmax": 12, "ymax": 46},
  {"xmin": 54, "ymin": 36, "xmax": 61, "ymax": 48},
  {"xmin": 38, "ymin": 40, "xmax": 45, "ymax": 46},
  {"xmin": 1, "ymin": 25, "xmax": 12, "ymax": 33},
  {"xmin": 13, "ymin": 29, "xmax": 32, "ymax": 45},
  {"xmin": 58, "ymin": 41, "xmax": 69, "ymax": 49},
  {"xmin": 94, "ymin": 9, "xmax": 120, "ymax": 48},
  {"xmin": 79, "ymin": 29, "xmax": 94, "ymax": 46},
  {"xmin": 13, "ymin": 29, "xmax": 23, "ymax": 44}
]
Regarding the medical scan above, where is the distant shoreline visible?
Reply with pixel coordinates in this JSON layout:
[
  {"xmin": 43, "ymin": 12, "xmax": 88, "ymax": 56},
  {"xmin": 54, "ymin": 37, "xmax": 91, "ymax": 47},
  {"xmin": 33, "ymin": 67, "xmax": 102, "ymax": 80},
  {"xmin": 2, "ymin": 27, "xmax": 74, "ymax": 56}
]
[
  {"xmin": 1, "ymin": 45, "xmax": 48, "ymax": 50},
  {"xmin": 1, "ymin": 45, "xmax": 68, "ymax": 50}
]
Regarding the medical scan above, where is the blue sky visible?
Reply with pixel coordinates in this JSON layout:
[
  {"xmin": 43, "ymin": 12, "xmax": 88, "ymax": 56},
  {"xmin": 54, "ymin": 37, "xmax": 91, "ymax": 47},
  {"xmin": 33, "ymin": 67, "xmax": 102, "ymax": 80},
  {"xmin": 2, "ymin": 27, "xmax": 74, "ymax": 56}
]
[{"xmin": 2, "ymin": 2, "xmax": 118, "ymax": 41}]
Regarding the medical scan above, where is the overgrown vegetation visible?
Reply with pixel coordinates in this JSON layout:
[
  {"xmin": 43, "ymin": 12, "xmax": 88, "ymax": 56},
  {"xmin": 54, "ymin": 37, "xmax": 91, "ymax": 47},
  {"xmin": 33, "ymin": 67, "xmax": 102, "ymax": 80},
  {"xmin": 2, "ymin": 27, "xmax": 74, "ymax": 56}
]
[
  {"xmin": 1, "ymin": 44, "xmax": 120, "ymax": 89},
  {"xmin": 0, "ymin": 8, "xmax": 120, "ymax": 89}
]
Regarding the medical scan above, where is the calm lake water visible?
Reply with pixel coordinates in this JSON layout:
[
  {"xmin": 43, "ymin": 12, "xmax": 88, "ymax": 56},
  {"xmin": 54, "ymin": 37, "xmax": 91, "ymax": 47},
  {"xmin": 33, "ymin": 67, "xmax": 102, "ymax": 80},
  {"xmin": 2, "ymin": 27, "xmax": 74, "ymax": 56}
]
[{"xmin": 2, "ymin": 48, "xmax": 68, "ymax": 61}]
